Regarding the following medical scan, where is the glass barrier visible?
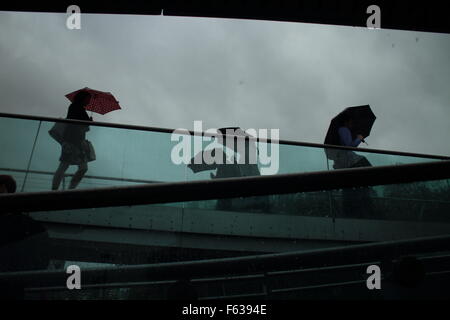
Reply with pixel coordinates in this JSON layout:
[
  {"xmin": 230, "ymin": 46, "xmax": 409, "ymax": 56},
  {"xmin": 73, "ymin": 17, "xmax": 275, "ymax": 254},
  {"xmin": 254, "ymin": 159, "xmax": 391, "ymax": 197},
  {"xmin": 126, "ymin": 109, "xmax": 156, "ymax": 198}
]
[
  {"xmin": 1, "ymin": 177, "xmax": 449, "ymax": 299},
  {"xmin": 0, "ymin": 178, "xmax": 444, "ymax": 271},
  {"xmin": 0, "ymin": 117, "xmax": 42, "ymax": 192},
  {"xmin": 0, "ymin": 115, "xmax": 445, "ymax": 193},
  {"xmin": 183, "ymin": 179, "xmax": 450, "ymax": 222}
]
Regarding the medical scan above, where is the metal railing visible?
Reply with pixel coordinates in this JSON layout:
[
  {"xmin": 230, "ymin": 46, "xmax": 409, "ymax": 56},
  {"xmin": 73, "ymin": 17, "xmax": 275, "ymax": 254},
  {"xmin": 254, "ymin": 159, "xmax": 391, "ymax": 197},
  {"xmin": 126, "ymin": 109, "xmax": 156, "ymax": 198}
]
[
  {"xmin": 1, "ymin": 234, "xmax": 449, "ymax": 289},
  {"xmin": 1, "ymin": 159, "xmax": 450, "ymax": 214},
  {"xmin": 1, "ymin": 111, "xmax": 450, "ymax": 160},
  {"xmin": 0, "ymin": 167, "xmax": 159, "ymax": 186}
]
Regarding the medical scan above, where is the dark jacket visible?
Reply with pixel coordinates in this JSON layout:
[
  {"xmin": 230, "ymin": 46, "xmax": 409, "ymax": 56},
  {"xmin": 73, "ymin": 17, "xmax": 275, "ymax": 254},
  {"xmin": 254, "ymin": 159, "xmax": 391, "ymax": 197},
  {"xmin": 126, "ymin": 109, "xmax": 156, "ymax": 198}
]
[{"xmin": 64, "ymin": 103, "xmax": 91, "ymax": 144}]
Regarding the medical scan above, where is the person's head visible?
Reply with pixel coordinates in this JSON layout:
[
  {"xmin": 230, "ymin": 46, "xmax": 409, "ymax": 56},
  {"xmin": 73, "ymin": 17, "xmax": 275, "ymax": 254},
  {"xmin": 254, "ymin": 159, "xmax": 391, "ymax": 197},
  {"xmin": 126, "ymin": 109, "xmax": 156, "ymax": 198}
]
[
  {"xmin": 217, "ymin": 127, "xmax": 251, "ymax": 155},
  {"xmin": 73, "ymin": 90, "xmax": 91, "ymax": 107},
  {"xmin": 0, "ymin": 175, "xmax": 16, "ymax": 194}
]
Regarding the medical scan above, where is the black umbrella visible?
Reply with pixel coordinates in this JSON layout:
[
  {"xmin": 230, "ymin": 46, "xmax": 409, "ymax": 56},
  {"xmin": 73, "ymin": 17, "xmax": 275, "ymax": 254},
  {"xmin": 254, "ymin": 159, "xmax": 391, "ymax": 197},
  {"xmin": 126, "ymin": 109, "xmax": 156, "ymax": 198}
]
[
  {"xmin": 217, "ymin": 127, "xmax": 258, "ymax": 161},
  {"xmin": 324, "ymin": 105, "xmax": 376, "ymax": 159},
  {"xmin": 187, "ymin": 148, "xmax": 223, "ymax": 173},
  {"xmin": 187, "ymin": 127, "xmax": 257, "ymax": 173},
  {"xmin": 187, "ymin": 128, "xmax": 244, "ymax": 174}
]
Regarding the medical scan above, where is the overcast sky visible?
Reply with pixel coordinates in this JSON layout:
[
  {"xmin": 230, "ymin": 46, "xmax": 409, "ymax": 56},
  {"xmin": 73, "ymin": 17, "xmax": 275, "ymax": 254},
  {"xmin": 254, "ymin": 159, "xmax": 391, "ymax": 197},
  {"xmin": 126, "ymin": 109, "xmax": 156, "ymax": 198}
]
[{"xmin": 1, "ymin": 10, "xmax": 449, "ymax": 157}]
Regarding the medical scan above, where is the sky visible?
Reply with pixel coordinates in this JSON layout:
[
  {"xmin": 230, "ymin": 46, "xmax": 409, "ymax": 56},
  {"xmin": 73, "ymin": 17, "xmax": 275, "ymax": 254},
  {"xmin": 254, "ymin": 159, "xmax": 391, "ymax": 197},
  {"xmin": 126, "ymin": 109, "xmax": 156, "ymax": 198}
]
[{"xmin": 1, "ymin": 10, "xmax": 449, "ymax": 157}]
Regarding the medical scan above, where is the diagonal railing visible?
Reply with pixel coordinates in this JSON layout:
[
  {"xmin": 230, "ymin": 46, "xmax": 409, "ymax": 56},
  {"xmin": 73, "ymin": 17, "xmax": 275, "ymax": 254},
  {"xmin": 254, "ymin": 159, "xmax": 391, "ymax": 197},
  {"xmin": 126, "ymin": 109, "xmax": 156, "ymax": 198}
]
[
  {"xmin": 1, "ymin": 112, "xmax": 450, "ymax": 160},
  {"xmin": 1, "ymin": 159, "xmax": 450, "ymax": 214},
  {"xmin": 1, "ymin": 234, "xmax": 449, "ymax": 289}
]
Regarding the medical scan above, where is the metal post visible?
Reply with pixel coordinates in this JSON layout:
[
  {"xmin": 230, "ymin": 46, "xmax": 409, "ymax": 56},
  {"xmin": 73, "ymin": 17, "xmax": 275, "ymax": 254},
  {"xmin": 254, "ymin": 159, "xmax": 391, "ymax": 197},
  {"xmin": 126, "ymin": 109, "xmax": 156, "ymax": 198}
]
[
  {"xmin": 21, "ymin": 120, "xmax": 42, "ymax": 192},
  {"xmin": 325, "ymin": 153, "xmax": 336, "ymax": 224}
]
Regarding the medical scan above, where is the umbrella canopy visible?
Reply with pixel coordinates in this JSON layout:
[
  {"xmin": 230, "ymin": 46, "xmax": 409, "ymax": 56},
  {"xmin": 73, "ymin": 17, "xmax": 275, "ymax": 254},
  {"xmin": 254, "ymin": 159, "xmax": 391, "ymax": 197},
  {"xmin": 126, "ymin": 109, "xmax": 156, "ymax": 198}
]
[
  {"xmin": 217, "ymin": 127, "xmax": 257, "ymax": 153},
  {"xmin": 324, "ymin": 105, "xmax": 376, "ymax": 159},
  {"xmin": 65, "ymin": 87, "xmax": 122, "ymax": 115},
  {"xmin": 324, "ymin": 105, "xmax": 376, "ymax": 145},
  {"xmin": 217, "ymin": 127, "xmax": 254, "ymax": 140},
  {"xmin": 188, "ymin": 127, "xmax": 258, "ymax": 174},
  {"xmin": 188, "ymin": 148, "xmax": 223, "ymax": 173}
]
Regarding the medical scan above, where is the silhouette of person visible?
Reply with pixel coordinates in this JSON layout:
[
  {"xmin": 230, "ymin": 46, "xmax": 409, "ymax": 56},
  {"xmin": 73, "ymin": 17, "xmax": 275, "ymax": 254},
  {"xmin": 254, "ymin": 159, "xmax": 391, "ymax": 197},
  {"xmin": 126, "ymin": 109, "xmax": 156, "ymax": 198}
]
[
  {"xmin": 52, "ymin": 90, "xmax": 93, "ymax": 190},
  {"xmin": 213, "ymin": 128, "xmax": 268, "ymax": 211},
  {"xmin": 0, "ymin": 174, "xmax": 16, "ymax": 194},
  {"xmin": 333, "ymin": 116, "xmax": 371, "ymax": 169},
  {"xmin": 187, "ymin": 127, "xmax": 268, "ymax": 212},
  {"xmin": 334, "ymin": 116, "xmax": 374, "ymax": 218},
  {"xmin": 212, "ymin": 128, "xmax": 260, "ymax": 178}
]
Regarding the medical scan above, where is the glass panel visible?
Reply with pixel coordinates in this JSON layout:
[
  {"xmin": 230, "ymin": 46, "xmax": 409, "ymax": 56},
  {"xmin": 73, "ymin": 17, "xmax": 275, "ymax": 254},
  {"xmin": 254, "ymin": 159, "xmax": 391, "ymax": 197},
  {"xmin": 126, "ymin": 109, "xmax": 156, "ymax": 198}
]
[
  {"xmin": 24, "ymin": 120, "xmax": 187, "ymax": 191},
  {"xmin": 369, "ymin": 180, "xmax": 450, "ymax": 222},
  {"xmin": 184, "ymin": 180, "xmax": 450, "ymax": 223},
  {"xmin": 324, "ymin": 146, "xmax": 441, "ymax": 172},
  {"xmin": 0, "ymin": 117, "xmax": 41, "ymax": 192},
  {"xmin": 0, "ymin": 115, "xmax": 445, "ymax": 193},
  {"xmin": 5, "ymin": 178, "xmax": 443, "ymax": 266},
  {"xmin": 1, "ymin": 179, "xmax": 449, "ymax": 299}
]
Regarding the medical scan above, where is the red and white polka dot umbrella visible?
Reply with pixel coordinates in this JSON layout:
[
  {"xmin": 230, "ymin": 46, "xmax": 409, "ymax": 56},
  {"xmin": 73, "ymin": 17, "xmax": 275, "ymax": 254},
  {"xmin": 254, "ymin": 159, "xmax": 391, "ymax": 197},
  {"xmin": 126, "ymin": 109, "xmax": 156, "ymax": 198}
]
[{"xmin": 65, "ymin": 87, "xmax": 122, "ymax": 115}]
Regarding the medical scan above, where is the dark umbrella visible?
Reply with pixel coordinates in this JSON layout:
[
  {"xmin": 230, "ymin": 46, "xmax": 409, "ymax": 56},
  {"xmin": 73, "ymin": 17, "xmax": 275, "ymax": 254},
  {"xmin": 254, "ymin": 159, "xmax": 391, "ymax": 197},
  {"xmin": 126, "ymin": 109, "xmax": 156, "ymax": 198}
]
[
  {"xmin": 65, "ymin": 87, "xmax": 122, "ymax": 115},
  {"xmin": 217, "ymin": 127, "xmax": 257, "ymax": 158},
  {"xmin": 324, "ymin": 105, "xmax": 376, "ymax": 159},
  {"xmin": 187, "ymin": 127, "xmax": 254, "ymax": 174},
  {"xmin": 217, "ymin": 127, "xmax": 254, "ymax": 142},
  {"xmin": 188, "ymin": 148, "xmax": 223, "ymax": 173}
]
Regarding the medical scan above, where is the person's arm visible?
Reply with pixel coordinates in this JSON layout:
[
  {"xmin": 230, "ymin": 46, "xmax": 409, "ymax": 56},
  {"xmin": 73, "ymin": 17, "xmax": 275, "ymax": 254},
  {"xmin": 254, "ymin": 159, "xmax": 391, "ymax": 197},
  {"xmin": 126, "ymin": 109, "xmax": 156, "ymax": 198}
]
[
  {"xmin": 80, "ymin": 108, "xmax": 92, "ymax": 121},
  {"xmin": 66, "ymin": 105, "xmax": 75, "ymax": 119},
  {"xmin": 338, "ymin": 127, "xmax": 361, "ymax": 147}
]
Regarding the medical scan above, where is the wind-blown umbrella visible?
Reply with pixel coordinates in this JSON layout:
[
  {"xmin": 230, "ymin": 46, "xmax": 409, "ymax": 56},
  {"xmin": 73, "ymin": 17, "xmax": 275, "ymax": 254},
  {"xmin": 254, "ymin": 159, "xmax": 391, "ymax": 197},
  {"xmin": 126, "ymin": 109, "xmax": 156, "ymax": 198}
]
[
  {"xmin": 217, "ymin": 127, "xmax": 258, "ymax": 159},
  {"xmin": 325, "ymin": 105, "xmax": 376, "ymax": 144},
  {"xmin": 65, "ymin": 87, "xmax": 122, "ymax": 115},
  {"xmin": 187, "ymin": 148, "xmax": 222, "ymax": 173},
  {"xmin": 324, "ymin": 105, "xmax": 376, "ymax": 159}
]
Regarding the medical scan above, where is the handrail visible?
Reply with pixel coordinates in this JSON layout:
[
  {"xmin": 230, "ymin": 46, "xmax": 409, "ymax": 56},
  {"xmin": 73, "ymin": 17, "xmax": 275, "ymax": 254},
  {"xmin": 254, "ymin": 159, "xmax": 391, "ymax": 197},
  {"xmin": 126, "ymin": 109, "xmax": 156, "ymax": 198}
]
[
  {"xmin": 0, "ymin": 167, "xmax": 159, "ymax": 185},
  {"xmin": 2, "ymin": 167, "xmax": 449, "ymax": 204},
  {"xmin": 1, "ymin": 111, "xmax": 449, "ymax": 160},
  {"xmin": 1, "ymin": 160, "xmax": 450, "ymax": 214},
  {"xmin": 1, "ymin": 234, "xmax": 449, "ymax": 288},
  {"xmin": 3, "ymin": 167, "xmax": 449, "ymax": 205}
]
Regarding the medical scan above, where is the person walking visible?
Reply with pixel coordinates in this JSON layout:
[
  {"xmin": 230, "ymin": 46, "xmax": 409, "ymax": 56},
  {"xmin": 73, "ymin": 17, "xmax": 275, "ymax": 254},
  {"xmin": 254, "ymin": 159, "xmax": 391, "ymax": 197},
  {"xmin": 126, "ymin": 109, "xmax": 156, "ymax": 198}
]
[
  {"xmin": 52, "ymin": 90, "xmax": 93, "ymax": 190},
  {"xmin": 335, "ymin": 115, "xmax": 375, "ymax": 219}
]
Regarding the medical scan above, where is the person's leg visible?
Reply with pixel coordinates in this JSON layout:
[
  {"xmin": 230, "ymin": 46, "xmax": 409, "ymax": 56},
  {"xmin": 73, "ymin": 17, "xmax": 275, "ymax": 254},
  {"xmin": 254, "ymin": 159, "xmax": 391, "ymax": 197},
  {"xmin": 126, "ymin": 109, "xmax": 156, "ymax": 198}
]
[
  {"xmin": 52, "ymin": 162, "xmax": 70, "ymax": 190},
  {"xmin": 339, "ymin": 157, "xmax": 372, "ymax": 218},
  {"xmin": 69, "ymin": 162, "xmax": 88, "ymax": 189},
  {"xmin": 360, "ymin": 186, "xmax": 377, "ymax": 219},
  {"xmin": 351, "ymin": 156, "xmax": 375, "ymax": 218},
  {"xmin": 342, "ymin": 188, "xmax": 362, "ymax": 218}
]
